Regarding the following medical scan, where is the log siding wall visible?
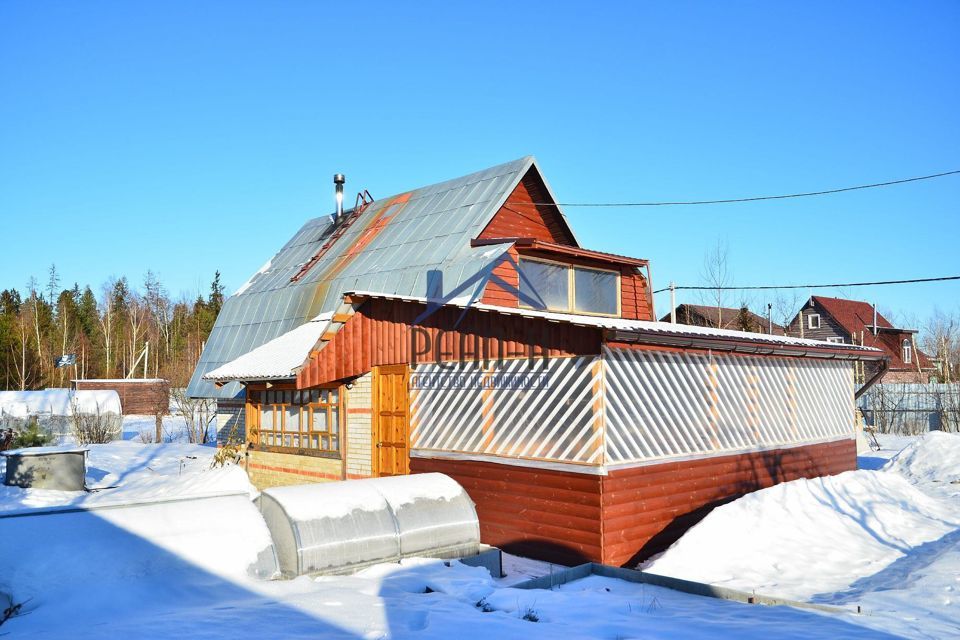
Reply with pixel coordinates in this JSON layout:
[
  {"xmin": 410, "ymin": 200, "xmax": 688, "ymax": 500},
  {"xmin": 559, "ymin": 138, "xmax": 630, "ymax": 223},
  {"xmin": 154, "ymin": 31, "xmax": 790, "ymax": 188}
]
[{"xmin": 412, "ymin": 438, "xmax": 855, "ymax": 567}]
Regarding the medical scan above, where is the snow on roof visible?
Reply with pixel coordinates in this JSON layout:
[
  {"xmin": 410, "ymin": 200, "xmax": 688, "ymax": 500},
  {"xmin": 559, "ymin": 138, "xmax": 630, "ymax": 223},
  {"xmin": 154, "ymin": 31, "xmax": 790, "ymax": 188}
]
[
  {"xmin": 1, "ymin": 445, "xmax": 89, "ymax": 457},
  {"xmin": 203, "ymin": 313, "xmax": 332, "ymax": 382},
  {"xmin": 0, "ymin": 389, "xmax": 122, "ymax": 417},
  {"xmin": 347, "ymin": 291, "xmax": 885, "ymax": 355}
]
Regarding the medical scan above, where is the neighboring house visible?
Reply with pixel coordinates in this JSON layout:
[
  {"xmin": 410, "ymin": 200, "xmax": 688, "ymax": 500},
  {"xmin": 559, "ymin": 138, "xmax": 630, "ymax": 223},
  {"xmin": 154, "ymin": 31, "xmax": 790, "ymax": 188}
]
[
  {"xmin": 189, "ymin": 157, "xmax": 884, "ymax": 566},
  {"xmin": 785, "ymin": 296, "xmax": 935, "ymax": 383},
  {"xmin": 660, "ymin": 303, "xmax": 784, "ymax": 335}
]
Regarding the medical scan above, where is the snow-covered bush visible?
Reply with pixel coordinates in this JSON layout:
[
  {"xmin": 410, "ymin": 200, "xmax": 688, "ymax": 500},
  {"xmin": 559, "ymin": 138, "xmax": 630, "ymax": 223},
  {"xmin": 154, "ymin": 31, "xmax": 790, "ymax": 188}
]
[{"xmin": 70, "ymin": 398, "xmax": 118, "ymax": 444}]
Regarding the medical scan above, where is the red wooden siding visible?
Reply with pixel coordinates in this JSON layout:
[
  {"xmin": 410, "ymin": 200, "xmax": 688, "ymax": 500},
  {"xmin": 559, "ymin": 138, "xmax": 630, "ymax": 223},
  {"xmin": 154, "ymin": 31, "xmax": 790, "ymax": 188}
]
[
  {"xmin": 477, "ymin": 170, "xmax": 577, "ymax": 245},
  {"xmin": 297, "ymin": 298, "xmax": 603, "ymax": 388},
  {"xmin": 619, "ymin": 268, "xmax": 652, "ymax": 321},
  {"xmin": 599, "ymin": 438, "xmax": 856, "ymax": 566},
  {"xmin": 479, "ymin": 246, "xmax": 521, "ymax": 307},
  {"xmin": 409, "ymin": 457, "xmax": 604, "ymax": 566},
  {"xmin": 411, "ymin": 438, "xmax": 856, "ymax": 567}
]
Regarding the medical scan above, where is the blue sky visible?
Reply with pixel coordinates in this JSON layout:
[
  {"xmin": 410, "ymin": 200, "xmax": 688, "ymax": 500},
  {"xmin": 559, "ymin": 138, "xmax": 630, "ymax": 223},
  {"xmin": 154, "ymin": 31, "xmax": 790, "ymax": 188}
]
[{"xmin": 1, "ymin": 1, "xmax": 957, "ymax": 325}]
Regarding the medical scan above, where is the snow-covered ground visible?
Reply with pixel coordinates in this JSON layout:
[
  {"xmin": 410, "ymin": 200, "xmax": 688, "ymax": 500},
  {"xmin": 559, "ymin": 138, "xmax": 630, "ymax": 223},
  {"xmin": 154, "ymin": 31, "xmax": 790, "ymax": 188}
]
[
  {"xmin": 2, "ymin": 420, "xmax": 958, "ymax": 638},
  {"xmin": 645, "ymin": 432, "xmax": 960, "ymax": 639}
]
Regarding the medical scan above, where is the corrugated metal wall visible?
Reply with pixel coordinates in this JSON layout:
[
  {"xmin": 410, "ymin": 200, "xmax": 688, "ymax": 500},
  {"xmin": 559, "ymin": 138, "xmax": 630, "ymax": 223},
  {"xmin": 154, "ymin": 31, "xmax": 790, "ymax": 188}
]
[
  {"xmin": 603, "ymin": 346, "xmax": 855, "ymax": 465},
  {"xmin": 409, "ymin": 356, "xmax": 603, "ymax": 464}
]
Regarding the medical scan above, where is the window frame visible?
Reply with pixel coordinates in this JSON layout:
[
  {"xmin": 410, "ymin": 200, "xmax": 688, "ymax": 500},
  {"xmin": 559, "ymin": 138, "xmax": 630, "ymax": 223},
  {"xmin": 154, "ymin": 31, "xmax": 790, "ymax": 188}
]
[
  {"xmin": 825, "ymin": 336, "xmax": 844, "ymax": 344},
  {"xmin": 517, "ymin": 256, "xmax": 621, "ymax": 317},
  {"xmin": 248, "ymin": 385, "xmax": 343, "ymax": 459},
  {"xmin": 902, "ymin": 339, "xmax": 912, "ymax": 364},
  {"xmin": 807, "ymin": 313, "xmax": 821, "ymax": 329}
]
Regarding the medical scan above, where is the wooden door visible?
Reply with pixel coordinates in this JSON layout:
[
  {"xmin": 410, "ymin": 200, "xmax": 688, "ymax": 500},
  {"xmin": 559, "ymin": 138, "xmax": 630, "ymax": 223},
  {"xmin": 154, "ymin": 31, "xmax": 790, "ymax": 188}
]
[{"xmin": 373, "ymin": 364, "xmax": 410, "ymax": 476}]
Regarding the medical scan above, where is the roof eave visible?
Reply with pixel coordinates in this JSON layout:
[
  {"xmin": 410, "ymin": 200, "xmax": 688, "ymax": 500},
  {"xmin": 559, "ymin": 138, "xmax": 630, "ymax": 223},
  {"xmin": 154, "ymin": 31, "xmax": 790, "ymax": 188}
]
[{"xmin": 606, "ymin": 329, "xmax": 889, "ymax": 361}]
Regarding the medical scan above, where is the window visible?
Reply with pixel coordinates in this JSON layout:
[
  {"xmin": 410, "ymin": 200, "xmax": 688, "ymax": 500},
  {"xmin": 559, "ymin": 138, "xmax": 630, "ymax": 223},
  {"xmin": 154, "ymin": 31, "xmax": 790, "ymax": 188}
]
[
  {"xmin": 518, "ymin": 258, "xmax": 620, "ymax": 316},
  {"xmin": 808, "ymin": 314, "xmax": 821, "ymax": 329},
  {"xmin": 252, "ymin": 387, "xmax": 340, "ymax": 455},
  {"xmin": 518, "ymin": 259, "xmax": 568, "ymax": 310},
  {"xmin": 574, "ymin": 267, "xmax": 618, "ymax": 315},
  {"xmin": 826, "ymin": 336, "xmax": 844, "ymax": 344},
  {"xmin": 902, "ymin": 339, "xmax": 912, "ymax": 364}
]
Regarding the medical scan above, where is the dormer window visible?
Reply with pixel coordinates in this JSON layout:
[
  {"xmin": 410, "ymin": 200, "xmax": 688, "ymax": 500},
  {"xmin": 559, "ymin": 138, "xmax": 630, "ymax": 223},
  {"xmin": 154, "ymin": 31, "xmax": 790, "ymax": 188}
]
[
  {"xmin": 807, "ymin": 314, "xmax": 821, "ymax": 329},
  {"xmin": 902, "ymin": 339, "xmax": 912, "ymax": 364},
  {"xmin": 518, "ymin": 257, "xmax": 620, "ymax": 316}
]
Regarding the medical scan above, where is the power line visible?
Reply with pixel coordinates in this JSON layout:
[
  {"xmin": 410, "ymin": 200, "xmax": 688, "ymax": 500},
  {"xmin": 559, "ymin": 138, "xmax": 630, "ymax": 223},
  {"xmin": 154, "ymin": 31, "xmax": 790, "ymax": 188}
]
[
  {"xmin": 509, "ymin": 169, "xmax": 960, "ymax": 207},
  {"xmin": 652, "ymin": 275, "xmax": 960, "ymax": 294}
]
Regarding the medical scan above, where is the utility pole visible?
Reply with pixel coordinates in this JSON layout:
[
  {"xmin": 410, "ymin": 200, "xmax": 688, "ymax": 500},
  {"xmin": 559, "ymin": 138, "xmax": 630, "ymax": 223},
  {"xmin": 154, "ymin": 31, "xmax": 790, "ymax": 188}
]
[
  {"xmin": 669, "ymin": 282, "xmax": 676, "ymax": 324},
  {"xmin": 767, "ymin": 302, "xmax": 773, "ymax": 334}
]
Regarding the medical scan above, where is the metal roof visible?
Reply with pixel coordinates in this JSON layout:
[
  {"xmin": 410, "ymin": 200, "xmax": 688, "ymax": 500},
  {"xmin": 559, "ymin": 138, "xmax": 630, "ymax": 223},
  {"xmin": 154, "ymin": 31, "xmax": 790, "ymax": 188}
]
[
  {"xmin": 202, "ymin": 313, "xmax": 332, "ymax": 383},
  {"xmin": 188, "ymin": 156, "xmax": 560, "ymax": 398},
  {"xmin": 345, "ymin": 291, "xmax": 887, "ymax": 360}
]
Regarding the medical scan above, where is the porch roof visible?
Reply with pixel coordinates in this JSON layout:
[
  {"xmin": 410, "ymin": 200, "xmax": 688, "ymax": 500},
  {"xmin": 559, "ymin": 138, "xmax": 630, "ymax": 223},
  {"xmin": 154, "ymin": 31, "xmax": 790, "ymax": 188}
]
[{"xmin": 202, "ymin": 313, "xmax": 332, "ymax": 383}]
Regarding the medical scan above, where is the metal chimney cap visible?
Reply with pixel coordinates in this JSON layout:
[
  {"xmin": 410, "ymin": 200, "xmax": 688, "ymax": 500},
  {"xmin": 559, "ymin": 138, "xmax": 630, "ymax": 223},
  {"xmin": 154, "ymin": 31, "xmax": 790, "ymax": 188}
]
[{"xmin": 333, "ymin": 173, "xmax": 346, "ymax": 185}]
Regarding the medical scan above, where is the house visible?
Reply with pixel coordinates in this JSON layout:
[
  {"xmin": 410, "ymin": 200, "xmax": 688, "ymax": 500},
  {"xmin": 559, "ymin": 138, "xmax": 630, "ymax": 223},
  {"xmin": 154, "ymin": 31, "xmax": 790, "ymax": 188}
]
[
  {"xmin": 188, "ymin": 157, "xmax": 885, "ymax": 566},
  {"xmin": 660, "ymin": 303, "xmax": 784, "ymax": 335},
  {"xmin": 785, "ymin": 296, "xmax": 934, "ymax": 384}
]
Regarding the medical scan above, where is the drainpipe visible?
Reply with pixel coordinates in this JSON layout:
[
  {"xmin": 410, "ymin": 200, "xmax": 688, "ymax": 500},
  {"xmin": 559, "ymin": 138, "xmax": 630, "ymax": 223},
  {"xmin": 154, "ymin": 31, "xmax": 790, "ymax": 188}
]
[{"xmin": 855, "ymin": 358, "xmax": 889, "ymax": 400}]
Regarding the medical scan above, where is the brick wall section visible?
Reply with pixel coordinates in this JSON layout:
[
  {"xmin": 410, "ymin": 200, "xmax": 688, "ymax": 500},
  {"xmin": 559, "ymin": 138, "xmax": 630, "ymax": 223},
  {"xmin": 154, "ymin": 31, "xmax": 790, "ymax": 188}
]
[
  {"xmin": 246, "ymin": 449, "xmax": 343, "ymax": 490},
  {"xmin": 72, "ymin": 379, "xmax": 169, "ymax": 414},
  {"xmin": 411, "ymin": 438, "xmax": 856, "ymax": 567},
  {"xmin": 346, "ymin": 372, "xmax": 374, "ymax": 478},
  {"xmin": 216, "ymin": 400, "xmax": 246, "ymax": 445}
]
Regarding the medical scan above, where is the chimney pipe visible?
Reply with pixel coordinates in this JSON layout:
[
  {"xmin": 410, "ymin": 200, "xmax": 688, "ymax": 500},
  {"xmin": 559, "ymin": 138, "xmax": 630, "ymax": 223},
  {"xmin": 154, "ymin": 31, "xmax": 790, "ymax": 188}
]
[
  {"xmin": 334, "ymin": 173, "xmax": 345, "ymax": 219},
  {"xmin": 873, "ymin": 304, "xmax": 878, "ymax": 336}
]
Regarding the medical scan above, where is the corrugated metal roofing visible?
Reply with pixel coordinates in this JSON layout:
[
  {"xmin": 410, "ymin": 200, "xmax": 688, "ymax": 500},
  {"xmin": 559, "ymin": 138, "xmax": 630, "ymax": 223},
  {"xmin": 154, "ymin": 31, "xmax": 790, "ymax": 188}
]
[
  {"xmin": 345, "ymin": 291, "xmax": 886, "ymax": 356},
  {"xmin": 188, "ymin": 156, "xmax": 552, "ymax": 398},
  {"xmin": 203, "ymin": 313, "xmax": 332, "ymax": 382}
]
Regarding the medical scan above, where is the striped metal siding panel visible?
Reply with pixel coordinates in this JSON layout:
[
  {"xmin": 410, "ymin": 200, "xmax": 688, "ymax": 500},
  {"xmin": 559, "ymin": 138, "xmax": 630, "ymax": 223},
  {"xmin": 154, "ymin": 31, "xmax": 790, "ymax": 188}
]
[
  {"xmin": 603, "ymin": 346, "xmax": 855, "ymax": 464},
  {"xmin": 410, "ymin": 356, "xmax": 603, "ymax": 464}
]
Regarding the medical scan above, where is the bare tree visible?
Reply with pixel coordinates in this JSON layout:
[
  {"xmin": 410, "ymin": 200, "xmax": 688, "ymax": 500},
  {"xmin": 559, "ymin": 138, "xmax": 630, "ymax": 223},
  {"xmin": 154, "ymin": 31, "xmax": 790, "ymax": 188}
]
[
  {"xmin": 920, "ymin": 309, "xmax": 959, "ymax": 383},
  {"xmin": 698, "ymin": 239, "xmax": 732, "ymax": 328},
  {"xmin": 97, "ymin": 283, "xmax": 116, "ymax": 377},
  {"xmin": 772, "ymin": 290, "xmax": 804, "ymax": 334}
]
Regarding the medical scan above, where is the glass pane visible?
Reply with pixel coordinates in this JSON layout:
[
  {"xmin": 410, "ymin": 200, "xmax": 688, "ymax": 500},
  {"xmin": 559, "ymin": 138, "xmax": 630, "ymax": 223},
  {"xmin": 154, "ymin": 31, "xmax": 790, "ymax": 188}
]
[
  {"xmin": 330, "ymin": 388, "xmax": 339, "ymax": 402},
  {"xmin": 292, "ymin": 390, "xmax": 301, "ymax": 405},
  {"xmin": 331, "ymin": 407, "xmax": 339, "ymax": 435},
  {"xmin": 574, "ymin": 268, "xmax": 618, "ymax": 315},
  {"xmin": 286, "ymin": 405, "xmax": 300, "ymax": 433},
  {"xmin": 283, "ymin": 434, "xmax": 292, "ymax": 447},
  {"xmin": 300, "ymin": 409, "xmax": 309, "ymax": 432},
  {"xmin": 291, "ymin": 435, "xmax": 300, "ymax": 448},
  {"xmin": 330, "ymin": 436, "xmax": 339, "ymax": 452},
  {"xmin": 311, "ymin": 435, "xmax": 320, "ymax": 449},
  {"xmin": 284, "ymin": 391, "xmax": 294, "ymax": 405},
  {"xmin": 262, "ymin": 405, "xmax": 275, "ymax": 429},
  {"xmin": 310, "ymin": 389, "xmax": 320, "ymax": 403},
  {"xmin": 519, "ymin": 260, "xmax": 568, "ymax": 311},
  {"xmin": 266, "ymin": 433, "xmax": 275, "ymax": 446},
  {"xmin": 321, "ymin": 435, "xmax": 330, "ymax": 450},
  {"xmin": 320, "ymin": 389, "xmax": 329, "ymax": 403},
  {"xmin": 312, "ymin": 406, "xmax": 327, "ymax": 432},
  {"xmin": 266, "ymin": 391, "xmax": 275, "ymax": 404}
]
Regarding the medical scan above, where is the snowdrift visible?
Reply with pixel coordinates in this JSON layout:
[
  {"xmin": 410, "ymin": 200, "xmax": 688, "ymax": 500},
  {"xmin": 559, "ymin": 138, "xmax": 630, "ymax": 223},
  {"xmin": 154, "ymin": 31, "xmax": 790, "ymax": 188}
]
[
  {"xmin": 643, "ymin": 469, "xmax": 960, "ymax": 600},
  {"xmin": 883, "ymin": 431, "xmax": 960, "ymax": 484},
  {"xmin": 0, "ymin": 492, "xmax": 278, "ymax": 618}
]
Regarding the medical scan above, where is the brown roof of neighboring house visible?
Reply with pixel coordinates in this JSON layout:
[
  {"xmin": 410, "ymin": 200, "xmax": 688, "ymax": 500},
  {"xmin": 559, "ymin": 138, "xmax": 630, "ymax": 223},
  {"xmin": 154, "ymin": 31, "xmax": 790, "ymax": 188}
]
[
  {"xmin": 661, "ymin": 304, "xmax": 785, "ymax": 334},
  {"xmin": 809, "ymin": 296, "xmax": 934, "ymax": 371}
]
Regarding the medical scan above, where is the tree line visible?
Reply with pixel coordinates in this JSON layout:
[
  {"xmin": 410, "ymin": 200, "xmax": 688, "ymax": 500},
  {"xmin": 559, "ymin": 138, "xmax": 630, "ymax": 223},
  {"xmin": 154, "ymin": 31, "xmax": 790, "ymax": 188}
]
[{"xmin": 0, "ymin": 265, "xmax": 225, "ymax": 390}]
